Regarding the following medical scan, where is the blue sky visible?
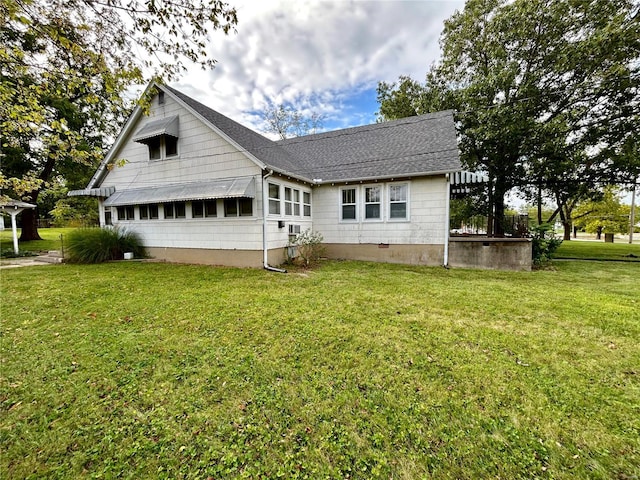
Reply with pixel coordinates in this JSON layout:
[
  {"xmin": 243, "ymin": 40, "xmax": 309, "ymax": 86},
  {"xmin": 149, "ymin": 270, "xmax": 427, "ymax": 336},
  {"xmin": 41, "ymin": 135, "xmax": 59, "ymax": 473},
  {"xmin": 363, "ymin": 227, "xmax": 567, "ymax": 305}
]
[{"xmin": 169, "ymin": 0, "xmax": 466, "ymax": 137}]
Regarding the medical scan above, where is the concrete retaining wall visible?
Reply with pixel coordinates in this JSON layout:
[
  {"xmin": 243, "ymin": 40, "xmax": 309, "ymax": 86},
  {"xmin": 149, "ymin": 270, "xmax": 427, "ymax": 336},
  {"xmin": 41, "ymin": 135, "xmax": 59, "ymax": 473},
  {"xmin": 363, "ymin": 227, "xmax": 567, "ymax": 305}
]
[{"xmin": 448, "ymin": 237, "xmax": 532, "ymax": 271}]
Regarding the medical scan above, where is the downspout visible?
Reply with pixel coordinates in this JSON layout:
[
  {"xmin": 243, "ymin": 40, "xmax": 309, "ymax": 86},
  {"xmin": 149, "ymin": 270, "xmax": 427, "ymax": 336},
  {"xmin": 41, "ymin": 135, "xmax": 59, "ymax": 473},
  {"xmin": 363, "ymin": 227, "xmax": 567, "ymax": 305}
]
[
  {"xmin": 262, "ymin": 170, "xmax": 287, "ymax": 273},
  {"xmin": 443, "ymin": 173, "xmax": 451, "ymax": 268}
]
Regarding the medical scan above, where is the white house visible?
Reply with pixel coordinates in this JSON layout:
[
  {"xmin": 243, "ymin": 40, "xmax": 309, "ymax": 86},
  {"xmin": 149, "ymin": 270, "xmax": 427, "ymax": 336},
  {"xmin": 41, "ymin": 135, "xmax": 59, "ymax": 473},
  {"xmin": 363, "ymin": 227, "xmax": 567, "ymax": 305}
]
[{"xmin": 70, "ymin": 83, "xmax": 462, "ymax": 268}]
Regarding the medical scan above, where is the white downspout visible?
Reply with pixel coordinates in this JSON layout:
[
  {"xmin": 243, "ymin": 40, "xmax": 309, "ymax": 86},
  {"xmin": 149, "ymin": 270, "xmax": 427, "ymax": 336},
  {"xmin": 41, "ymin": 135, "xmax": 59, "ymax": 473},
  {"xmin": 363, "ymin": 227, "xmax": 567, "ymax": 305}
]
[
  {"xmin": 443, "ymin": 173, "xmax": 451, "ymax": 267},
  {"xmin": 262, "ymin": 170, "xmax": 287, "ymax": 273}
]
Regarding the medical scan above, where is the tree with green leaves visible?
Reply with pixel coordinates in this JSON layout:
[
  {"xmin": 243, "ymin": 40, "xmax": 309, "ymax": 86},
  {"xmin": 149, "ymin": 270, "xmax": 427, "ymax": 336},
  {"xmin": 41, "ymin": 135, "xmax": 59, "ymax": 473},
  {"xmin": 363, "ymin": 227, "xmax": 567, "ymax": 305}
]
[
  {"xmin": 377, "ymin": 0, "xmax": 639, "ymax": 238},
  {"xmin": 573, "ymin": 188, "xmax": 632, "ymax": 239},
  {"xmin": 1, "ymin": 0, "xmax": 237, "ymax": 239}
]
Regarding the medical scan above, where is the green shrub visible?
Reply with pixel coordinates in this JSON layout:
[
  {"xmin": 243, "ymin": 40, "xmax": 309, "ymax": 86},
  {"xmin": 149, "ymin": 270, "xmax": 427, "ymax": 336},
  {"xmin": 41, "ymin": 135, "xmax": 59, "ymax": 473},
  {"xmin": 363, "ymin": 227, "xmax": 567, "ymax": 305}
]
[
  {"xmin": 65, "ymin": 227, "xmax": 145, "ymax": 264},
  {"xmin": 290, "ymin": 229, "xmax": 325, "ymax": 266},
  {"xmin": 530, "ymin": 223, "xmax": 562, "ymax": 266}
]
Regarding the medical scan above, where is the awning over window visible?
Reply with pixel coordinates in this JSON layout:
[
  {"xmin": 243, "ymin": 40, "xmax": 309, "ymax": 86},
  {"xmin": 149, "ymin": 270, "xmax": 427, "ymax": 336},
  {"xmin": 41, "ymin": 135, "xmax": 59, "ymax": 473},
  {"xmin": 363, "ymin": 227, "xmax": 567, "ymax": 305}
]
[
  {"xmin": 132, "ymin": 115, "xmax": 179, "ymax": 143},
  {"xmin": 68, "ymin": 186, "xmax": 116, "ymax": 198},
  {"xmin": 103, "ymin": 177, "xmax": 256, "ymax": 207}
]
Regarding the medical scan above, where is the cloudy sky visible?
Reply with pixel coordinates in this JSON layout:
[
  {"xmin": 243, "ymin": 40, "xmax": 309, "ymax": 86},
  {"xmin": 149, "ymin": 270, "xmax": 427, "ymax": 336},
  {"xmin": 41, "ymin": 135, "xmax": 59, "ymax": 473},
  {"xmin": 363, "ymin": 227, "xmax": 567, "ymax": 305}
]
[{"xmin": 167, "ymin": 0, "xmax": 465, "ymax": 137}]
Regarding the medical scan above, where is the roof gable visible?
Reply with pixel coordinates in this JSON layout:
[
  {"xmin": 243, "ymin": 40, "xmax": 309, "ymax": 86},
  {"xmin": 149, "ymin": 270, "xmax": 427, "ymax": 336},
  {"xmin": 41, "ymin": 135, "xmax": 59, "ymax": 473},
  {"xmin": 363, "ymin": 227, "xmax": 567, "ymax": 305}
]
[{"xmin": 89, "ymin": 82, "xmax": 460, "ymax": 189}]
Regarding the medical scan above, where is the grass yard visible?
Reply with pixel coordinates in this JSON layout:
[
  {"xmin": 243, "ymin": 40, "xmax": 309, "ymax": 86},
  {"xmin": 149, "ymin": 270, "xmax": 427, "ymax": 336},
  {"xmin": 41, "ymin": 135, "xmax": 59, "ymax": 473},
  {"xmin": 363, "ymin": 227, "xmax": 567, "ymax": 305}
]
[
  {"xmin": 554, "ymin": 239, "xmax": 640, "ymax": 262},
  {"xmin": 0, "ymin": 228, "xmax": 73, "ymax": 255},
  {"xmin": 1, "ymin": 260, "xmax": 639, "ymax": 479}
]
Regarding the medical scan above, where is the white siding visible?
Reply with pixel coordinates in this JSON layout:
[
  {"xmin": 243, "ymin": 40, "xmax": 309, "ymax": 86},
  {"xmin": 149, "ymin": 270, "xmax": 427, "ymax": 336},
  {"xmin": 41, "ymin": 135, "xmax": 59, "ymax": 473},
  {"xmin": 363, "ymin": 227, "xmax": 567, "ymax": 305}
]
[
  {"xmin": 312, "ymin": 176, "xmax": 448, "ymax": 245},
  {"xmin": 263, "ymin": 176, "xmax": 313, "ymax": 250},
  {"xmin": 101, "ymin": 94, "xmax": 262, "ymax": 190},
  {"xmin": 101, "ymin": 93, "xmax": 265, "ymax": 250}
]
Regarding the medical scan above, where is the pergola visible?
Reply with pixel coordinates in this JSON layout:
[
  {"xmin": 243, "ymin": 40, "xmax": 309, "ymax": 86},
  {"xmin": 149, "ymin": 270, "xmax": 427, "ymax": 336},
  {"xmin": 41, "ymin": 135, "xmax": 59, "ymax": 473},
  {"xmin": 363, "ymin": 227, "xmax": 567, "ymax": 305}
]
[{"xmin": 0, "ymin": 199, "xmax": 36, "ymax": 254}]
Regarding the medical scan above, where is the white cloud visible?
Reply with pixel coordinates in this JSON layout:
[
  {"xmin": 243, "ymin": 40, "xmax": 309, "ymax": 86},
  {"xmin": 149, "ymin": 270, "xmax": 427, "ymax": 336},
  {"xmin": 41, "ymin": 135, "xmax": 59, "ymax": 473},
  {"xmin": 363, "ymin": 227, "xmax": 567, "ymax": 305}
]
[{"xmin": 172, "ymin": 0, "xmax": 464, "ymax": 133}]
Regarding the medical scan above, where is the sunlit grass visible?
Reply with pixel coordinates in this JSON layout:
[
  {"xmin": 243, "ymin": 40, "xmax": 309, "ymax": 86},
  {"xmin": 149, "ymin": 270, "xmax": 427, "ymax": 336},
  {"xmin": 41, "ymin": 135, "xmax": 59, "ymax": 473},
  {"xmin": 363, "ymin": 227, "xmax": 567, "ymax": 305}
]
[
  {"xmin": 554, "ymin": 239, "xmax": 640, "ymax": 261},
  {"xmin": 1, "ymin": 260, "xmax": 638, "ymax": 478},
  {"xmin": 0, "ymin": 227, "xmax": 75, "ymax": 253}
]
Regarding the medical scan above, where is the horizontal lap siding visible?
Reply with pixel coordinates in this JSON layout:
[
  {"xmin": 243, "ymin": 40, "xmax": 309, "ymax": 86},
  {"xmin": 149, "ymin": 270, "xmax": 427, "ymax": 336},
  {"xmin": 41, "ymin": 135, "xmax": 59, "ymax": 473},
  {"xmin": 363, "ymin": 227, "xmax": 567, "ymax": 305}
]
[
  {"xmin": 118, "ymin": 218, "xmax": 263, "ymax": 250},
  {"xmin": 312, "ymin": 177, "xmax": 447, "ymax": 245},
  {"xmin": 101, "ymin": 95, "xmax": 261, "ymax": 189}
]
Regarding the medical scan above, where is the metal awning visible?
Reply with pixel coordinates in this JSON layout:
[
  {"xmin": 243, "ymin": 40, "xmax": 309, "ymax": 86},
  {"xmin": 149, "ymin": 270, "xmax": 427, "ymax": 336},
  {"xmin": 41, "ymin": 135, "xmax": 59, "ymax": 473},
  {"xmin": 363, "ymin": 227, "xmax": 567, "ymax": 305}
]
[
  {"xmin": 68, "ymin": 186, "xmax": 116, "ymax": 198},
  {"xmin": 104, "ymin": 177, "xmax": 256, "ymax": 207},
  {"xmin": 132, "ymin": 115, "xmax": 179, "ymax": 143}
]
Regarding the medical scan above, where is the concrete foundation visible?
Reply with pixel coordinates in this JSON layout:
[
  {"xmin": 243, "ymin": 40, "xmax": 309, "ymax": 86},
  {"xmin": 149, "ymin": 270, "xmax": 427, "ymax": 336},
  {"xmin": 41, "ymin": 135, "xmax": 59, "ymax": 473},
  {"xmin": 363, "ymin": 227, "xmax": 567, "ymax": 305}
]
[
  {"xmin": 323, "ymin": 243, "xmax": 444, "ymax": 266},
  {"xmin": 146, "ymin": 246, "xmax": 286, "ymax": 268},
  {"xmin": 448, "ymin": 237, "xmax": 532, "ymax": 271}
]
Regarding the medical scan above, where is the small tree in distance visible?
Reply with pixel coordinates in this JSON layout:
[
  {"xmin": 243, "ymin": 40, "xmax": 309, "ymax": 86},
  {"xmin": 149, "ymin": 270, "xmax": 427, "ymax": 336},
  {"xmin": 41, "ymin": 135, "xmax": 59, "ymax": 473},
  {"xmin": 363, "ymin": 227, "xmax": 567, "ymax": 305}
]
[
  {"xmin": 573, "ymin": 189, "xmax": 631, "ymax": 239},
  {"xmin": 262, "ymin": 104, "xmax": 325, "ymax": 140}
]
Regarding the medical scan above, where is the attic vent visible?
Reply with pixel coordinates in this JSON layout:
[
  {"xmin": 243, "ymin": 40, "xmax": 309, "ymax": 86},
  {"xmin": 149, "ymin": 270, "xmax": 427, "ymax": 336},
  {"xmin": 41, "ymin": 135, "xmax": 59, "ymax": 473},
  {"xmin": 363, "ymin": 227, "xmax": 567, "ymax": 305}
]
[{"xmin": 158, "ymin": 91, "xmax": 165, "ymax": 105}]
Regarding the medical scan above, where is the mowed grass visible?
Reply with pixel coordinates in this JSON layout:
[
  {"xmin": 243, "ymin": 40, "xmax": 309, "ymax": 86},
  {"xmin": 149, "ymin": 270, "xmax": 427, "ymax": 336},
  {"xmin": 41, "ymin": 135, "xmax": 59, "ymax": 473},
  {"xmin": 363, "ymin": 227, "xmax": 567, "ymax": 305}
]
[
  {"xmin": 1, "ymin": 260, "xmax": 638, "ymax": 479},
  {"xmin": 554, "ymin": 239, "xmax": 640, "ymax": 261},
  {"xmin": 0, "ymin": 228, "xmax": 73, "ymax": 254}
]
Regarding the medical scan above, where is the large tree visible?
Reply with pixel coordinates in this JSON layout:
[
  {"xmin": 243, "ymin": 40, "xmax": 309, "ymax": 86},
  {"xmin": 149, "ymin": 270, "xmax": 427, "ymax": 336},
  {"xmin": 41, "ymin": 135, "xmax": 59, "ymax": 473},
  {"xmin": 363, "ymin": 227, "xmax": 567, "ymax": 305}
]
[
  {"xmin": 1, "ymin": 0, "xmax": 237, "ymax": 239},
  {"xmin": 377, "ymin": 0, "xmax": 640, "ymax": 237}
]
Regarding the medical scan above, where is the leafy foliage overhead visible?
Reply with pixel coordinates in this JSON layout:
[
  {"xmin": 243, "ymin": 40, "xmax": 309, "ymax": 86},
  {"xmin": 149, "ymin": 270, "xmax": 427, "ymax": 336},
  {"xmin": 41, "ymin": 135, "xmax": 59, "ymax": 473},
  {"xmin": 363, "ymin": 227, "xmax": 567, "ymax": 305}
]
[
  {"xmin": 0, "ymin": 0, "xmax": 237, "ymax": 237},
  {"xmin": 377, "ymin": 0, "xmax": 639, "ymax": 235}
]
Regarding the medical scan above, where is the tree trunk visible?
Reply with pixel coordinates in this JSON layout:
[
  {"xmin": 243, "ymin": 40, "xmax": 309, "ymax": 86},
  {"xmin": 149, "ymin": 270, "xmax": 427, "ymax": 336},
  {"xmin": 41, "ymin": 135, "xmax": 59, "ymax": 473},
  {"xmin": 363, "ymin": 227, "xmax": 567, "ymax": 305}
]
[
  {"xmin": 486, "ymin": 175, "xmax": 494, "ymax": 237},
  {"xmin": 573, "ymin": 225, "xmax": 578, "ymax": 238},
  {"xmin": 19, "ymin": 192, "xmax": 42, "ymax": 241},
  {"xmin": 537, "ymin": 182, "xmax": 543, "ymax": 225},
  {"xmin": 18, "ymin": 154, "xmax": 57, "ymax": 241},
  {"xmin": 557, "ymin": 201, "xmax": 571, "ymax": 241},
  {"xmin": 596, "ymin": 226, "xmax": 602, "ymax": 240},
  {"xmin": 492, "ymin": 175, "xmax": 506, "ymax": 237}
]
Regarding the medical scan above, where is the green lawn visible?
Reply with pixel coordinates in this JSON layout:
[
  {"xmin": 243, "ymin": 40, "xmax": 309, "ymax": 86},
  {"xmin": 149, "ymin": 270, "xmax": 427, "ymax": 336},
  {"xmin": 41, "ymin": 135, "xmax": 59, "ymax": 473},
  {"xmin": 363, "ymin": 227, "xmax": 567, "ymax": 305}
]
[
  {"xmin": 1, "ymin": 260, "xmax": 639, "ymax": 479},
  {"xmin": 554, "ymin": 239, "xmax": 640, "ymax": 261},
  {"xmin": 0, "ymin": 227, "xmax": 74, "ymax": 254}
]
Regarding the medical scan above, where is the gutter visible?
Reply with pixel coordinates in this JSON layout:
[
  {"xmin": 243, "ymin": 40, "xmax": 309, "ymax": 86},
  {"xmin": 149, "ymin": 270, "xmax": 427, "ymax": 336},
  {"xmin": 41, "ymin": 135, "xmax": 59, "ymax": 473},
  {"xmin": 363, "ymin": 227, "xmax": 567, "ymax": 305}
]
[
  {"xmin": 443, "ymin": 173, "xmax": 451, "ymax": 268},
  {"xmin": 262, "ymin": 170, "xmax": 287, "ymax": 273}
]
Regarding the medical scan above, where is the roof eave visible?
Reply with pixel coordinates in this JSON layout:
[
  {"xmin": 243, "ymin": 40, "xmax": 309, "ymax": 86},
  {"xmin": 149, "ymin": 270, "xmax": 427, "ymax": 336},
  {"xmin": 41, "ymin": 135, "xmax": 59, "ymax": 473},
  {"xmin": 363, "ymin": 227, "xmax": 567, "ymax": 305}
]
[
  {"xmin": 313, "ymin": 168, "xmax": 462, "ymax": 185},
  {"xmin": 161, "ymin": 85, "xmax": 268, "ymax": 171}
]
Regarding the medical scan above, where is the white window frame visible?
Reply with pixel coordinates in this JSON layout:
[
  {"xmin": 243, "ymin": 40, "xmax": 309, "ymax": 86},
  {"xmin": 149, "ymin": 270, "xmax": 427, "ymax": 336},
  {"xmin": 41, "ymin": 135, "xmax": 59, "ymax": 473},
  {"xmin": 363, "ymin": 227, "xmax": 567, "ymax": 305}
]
[
  {"xmin": 303, "ymin": 191, "xmax": 311, "ymax": 217},
  {"xmin": 340, "ymin": 186, "xmax": 358, "ymax": 222},
  {"xmin": 388, "ymin": 183, "xmax": 409, "ymax": 221},
  {"xmin": 284, "ymin": 186, "xmax": 293, "ymax": 216},
  {"xmin": 363, "ymin": 185, "xmax": 382, "ymax": 221},
  {"xmin": 268, "ymin": 183, "xmax": 281, "ymax": 215},
  {"xmin": 147, "ymin": 135, "xmax": 178, "ymax": 161}
]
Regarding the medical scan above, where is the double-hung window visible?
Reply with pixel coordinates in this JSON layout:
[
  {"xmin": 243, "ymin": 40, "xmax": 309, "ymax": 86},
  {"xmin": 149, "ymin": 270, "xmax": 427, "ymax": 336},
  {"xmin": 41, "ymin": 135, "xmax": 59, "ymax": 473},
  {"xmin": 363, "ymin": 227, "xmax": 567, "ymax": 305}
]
[
  {"xmin": 389, "ymin": 184, "xmax": 408, "ymax": 220},
  {"xmin": 341, "ymin": 188, "xmax": 357, "ymax": 220},
  {"xmin": 284, "ymin": 187, "xmax": 302, "ymax": 216},
  {"xmin": 303, "ymin": 192, "xmax": 311, "ymax": 216},
  {"xmin": 364, "ymin": 186, "xmax": 381, "ymax": 220},
  {"xmin": 268, "ymin": 183, "xmax": 281, "ymax": 215},
  {"xmin": 284, "ymin": 187, "xmax": 293, "ymax": 215}
]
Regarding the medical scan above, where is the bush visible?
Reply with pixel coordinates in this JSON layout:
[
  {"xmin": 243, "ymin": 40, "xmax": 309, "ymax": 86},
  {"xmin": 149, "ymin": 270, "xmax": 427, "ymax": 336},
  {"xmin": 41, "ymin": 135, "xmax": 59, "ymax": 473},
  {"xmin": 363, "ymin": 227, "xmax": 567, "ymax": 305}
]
[
  {"xmin": 65, "ymin": 227, "xmax": 145, "ymax": 264},
  {"xmin": 290, "ymin": 229, "xmax": 324, "ymax": 266},
  {"xmin": 530, "ymin": 223, "xmax": 562, "ymax": 266}
]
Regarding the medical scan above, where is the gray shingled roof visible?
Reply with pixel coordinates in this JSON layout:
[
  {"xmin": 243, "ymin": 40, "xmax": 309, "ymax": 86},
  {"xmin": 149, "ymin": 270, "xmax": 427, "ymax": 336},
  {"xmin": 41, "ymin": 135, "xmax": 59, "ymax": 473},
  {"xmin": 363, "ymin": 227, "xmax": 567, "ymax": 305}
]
[
  {"xmin": 276, "ymin": 112, "xmax": 461, "ymax": 183},
  {"xmin": 164, "ymin": 85, "xmax": 461, "ymax": 184},
  {"xmin": 164, "ymin": 86, "xmax": 305, "ymax": 178}
]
